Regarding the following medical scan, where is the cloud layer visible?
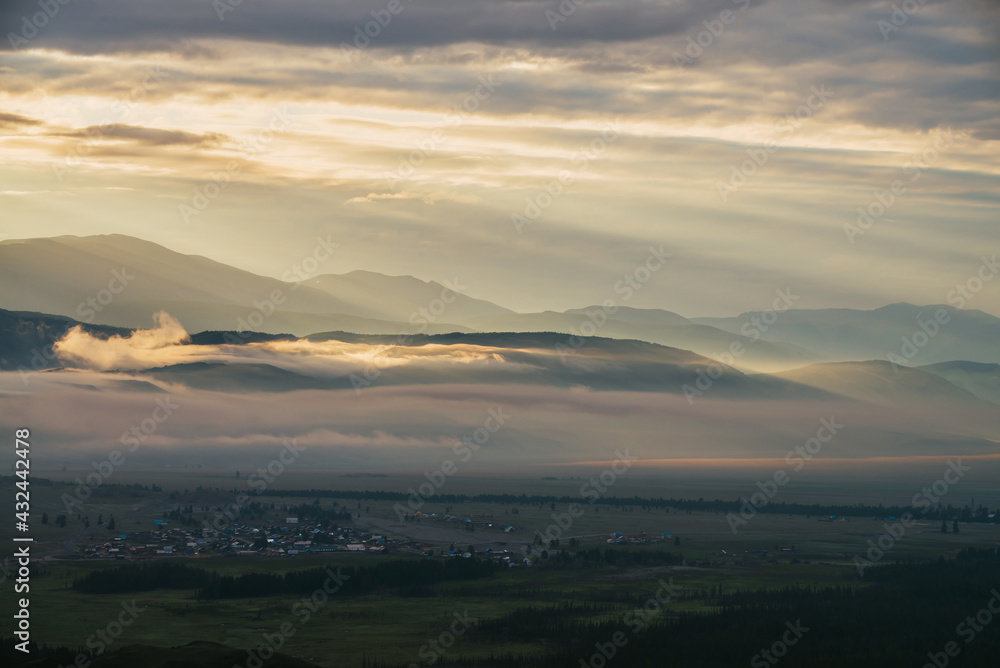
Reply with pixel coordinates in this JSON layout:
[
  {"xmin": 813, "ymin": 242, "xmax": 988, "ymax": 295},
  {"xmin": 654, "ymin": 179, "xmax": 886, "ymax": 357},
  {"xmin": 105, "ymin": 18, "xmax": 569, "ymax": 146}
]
[{"xmin": 0, "ymin": 0, "xmax": 997, "ymax": 317}]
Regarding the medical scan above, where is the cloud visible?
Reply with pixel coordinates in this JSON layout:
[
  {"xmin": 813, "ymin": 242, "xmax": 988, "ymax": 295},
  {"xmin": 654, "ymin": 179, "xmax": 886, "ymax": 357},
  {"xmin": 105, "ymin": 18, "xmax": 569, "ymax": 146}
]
[
  {"xmin": 51, "ymin": 124, "xmax": 227, "ymax": 147},
  {"xmin": 345, "ymin": 191, "xmax": 428, "ymax": 205},
  {"xmin": 0, "ymin": 0, "xmax": 997, "ymax": 320},
  {"xmin": 54, "ymin": 310, "xmax": 192, "ymax": 370},
  {"xmin": 3, "ymin": 369, "xmax": 998, "ymax": 473},
  {"xmin": 0, "ymin": 111, "xmax": 42, "ymax": 129},
  {"xmin": 50, "ymin": 310, "xmax": 520, "ymax": 377},
  {"xmin": 0, "ymin": 0, "xmax": 741, "ymax": 55},
  {"xmin": 345, "ymin": 190, "xmax": 483, "ymax": 205}
]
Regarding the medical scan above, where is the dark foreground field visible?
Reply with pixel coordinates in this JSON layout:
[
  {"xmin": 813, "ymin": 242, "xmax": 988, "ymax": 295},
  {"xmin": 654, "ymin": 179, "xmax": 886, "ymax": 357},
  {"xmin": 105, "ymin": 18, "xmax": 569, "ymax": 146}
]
[{"xmin": 3, "ymin": 473, "xmax": 1000, "ymax": 667}]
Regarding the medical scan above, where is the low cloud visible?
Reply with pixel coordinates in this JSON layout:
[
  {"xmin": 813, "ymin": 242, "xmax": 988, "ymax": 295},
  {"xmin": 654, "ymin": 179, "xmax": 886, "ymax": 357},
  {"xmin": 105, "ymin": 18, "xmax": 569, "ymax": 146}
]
[
  {"xmin": 0, "ymin": 111, "xmax": 43, "ymax": 129},
  {"xmin": 52, "ymin": 124, "xmax": 227, "ymax": 147},
  {"xmin": 51, "ymin": 310, "xmax": 517, "ymax": 377},
  {"xmin": 54, "ymin": 310, "xmax": 192, "ymax": 370}
]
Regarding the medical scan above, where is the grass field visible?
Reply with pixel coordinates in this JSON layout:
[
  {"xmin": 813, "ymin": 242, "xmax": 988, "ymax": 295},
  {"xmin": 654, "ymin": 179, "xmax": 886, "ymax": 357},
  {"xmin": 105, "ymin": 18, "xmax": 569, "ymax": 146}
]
[{"xmin": 3, "ymin": 471, "xmax": 999, "ymax": 666}]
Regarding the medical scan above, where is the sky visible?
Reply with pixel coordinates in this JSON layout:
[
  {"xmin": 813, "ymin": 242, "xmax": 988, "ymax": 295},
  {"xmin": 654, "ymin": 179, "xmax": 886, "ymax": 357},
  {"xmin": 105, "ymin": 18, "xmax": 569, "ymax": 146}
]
[{"xmin": 0, "ymin": 0, "xmax": 998, "ymax": 317}]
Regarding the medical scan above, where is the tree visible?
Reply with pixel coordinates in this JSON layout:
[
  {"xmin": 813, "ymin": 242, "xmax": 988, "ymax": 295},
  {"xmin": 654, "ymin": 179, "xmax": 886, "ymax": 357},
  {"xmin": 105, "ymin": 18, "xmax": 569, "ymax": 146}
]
[
  {"xmin": 98, "ymin": 514, "xmax": 103, "ymax": 525},
  {"xmin": 675, "ymin": 536, "xmax": 681, "ymax": 546},
  {"xmin": 108, "ymin": 515, "xmax": 116, "ymax": 531},
  {"xmin": 941, "ymin": 519, "xmax": 948, "ymax": 533},
  {"xmin": 55, "ymin": 515, "xmax": 67, "ymax": 528},
  {"xmin": 41, "ymin": 513, "xmax": 48, "ymax": 525},
  {"xmin": 953, "ymin": 519, "xmax": 960, "ymax": 533}
]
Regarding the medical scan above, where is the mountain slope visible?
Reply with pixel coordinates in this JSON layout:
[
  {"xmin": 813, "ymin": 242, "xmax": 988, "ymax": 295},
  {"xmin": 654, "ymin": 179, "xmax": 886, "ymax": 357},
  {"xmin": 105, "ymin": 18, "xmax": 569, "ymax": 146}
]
[
  {"xmin": 0, "ymin": 235, "xmax": 505, "ymax": 333},
  {"xmin": 694, "ymin": 303, "xmax": 1000, "ymax": 366},
  {"xmin": 0, "ymin": 306, "xmax": 831, "ymax": 399},
  {"xmin": 0, "ymin": 307, "xmax": 130, "ymax": 371},
  {"xmin": 918, "ymin": 361, "xmax": 1000, "ymax": 404},
  {"xmin": 771, "ymin": 360, "xmax": 987, "ymax": 406},
  {"xmin": 467, "ymin": 310, "xmax": 814, "ymax": 372},
  {"xmin": 301, "ymin": 270, "xmax": 514, "ymax": 324}
]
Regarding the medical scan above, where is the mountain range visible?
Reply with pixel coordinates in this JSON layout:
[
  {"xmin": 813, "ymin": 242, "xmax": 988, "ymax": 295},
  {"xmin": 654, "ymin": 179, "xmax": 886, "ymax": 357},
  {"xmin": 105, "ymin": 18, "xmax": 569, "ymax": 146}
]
[
  {"xmin": 1, "ymin": 234, "xmax": 998, "ymax": 471},
  {"xmin": 3, "ymin": 234, "xmax": 998, "ymax": 373}
]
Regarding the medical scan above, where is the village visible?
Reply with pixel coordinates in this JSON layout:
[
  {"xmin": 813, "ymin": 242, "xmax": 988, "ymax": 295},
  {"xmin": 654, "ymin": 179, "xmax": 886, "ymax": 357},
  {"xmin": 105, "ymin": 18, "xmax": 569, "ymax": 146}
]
[
  {"xmin": 69, "ymin": 511, "xmax": 536, "ymax": 564},
  {"xmin": 66, "ymin": 507, "xmax": 679, "ymax": 566}
]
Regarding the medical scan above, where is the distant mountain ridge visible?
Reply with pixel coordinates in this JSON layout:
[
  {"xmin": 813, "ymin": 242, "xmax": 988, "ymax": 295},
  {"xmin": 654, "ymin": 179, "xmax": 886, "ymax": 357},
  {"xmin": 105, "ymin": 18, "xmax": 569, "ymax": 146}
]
[
  {"xmin": 2, "ymin": 234, "xmax": 998, "ymax": 371},
  {"xmin": 693, "ymin": 302, "xmax": 1000, "ymax": 367},
  {"xmin": 3, "ymin": 307, "xmax": 994, "ymax": 409},
  {"xmin": 918, "ymin": 361, "xmax": 1000, "ymax": 405}
]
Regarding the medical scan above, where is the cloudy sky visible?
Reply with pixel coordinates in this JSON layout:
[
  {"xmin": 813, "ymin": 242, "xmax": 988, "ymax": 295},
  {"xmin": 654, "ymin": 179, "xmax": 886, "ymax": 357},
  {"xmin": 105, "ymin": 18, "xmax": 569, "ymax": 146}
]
[{"xmin": 1, "ymin": 0, "xmax": 998, "ymax": 317}]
